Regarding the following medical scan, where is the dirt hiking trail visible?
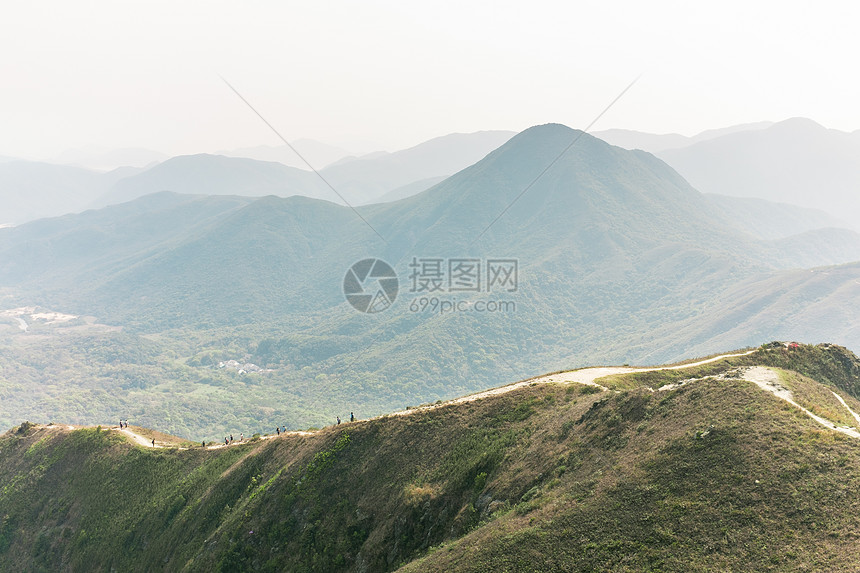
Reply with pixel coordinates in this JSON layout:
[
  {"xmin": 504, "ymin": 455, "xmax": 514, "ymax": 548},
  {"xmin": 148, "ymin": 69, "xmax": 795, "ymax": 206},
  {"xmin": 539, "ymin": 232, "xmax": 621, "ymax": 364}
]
[{"xmin": 58, "ymin": 349, "xmax": 860, "ymax": 448}]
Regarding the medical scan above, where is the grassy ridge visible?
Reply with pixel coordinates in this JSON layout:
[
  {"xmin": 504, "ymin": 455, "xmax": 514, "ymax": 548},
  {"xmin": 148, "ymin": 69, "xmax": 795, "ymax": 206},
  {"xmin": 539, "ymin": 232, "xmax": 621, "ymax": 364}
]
[{"xmin": 2, "ymin": 344, "xmax": 860, "ymax": 571}]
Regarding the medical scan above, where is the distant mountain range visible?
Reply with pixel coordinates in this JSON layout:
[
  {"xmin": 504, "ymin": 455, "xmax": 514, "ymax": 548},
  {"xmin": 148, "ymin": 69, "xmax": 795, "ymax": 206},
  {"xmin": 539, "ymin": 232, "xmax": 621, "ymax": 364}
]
[
  {"xmin": 656, "ymin": 118, "xmax": 860, "ymax": 229},
  {"xmin": 0, "ymin": 161, "xmax": 143, "ymax": 225},
  {"xmin": 93, "ymin": 155, "xmax": 329, "ymax": 207},
  {"xmin": 217, "ymin": 138, "xmax": 355, "ymax": 170},
  {"xmin": 593, "ymin": 121, "xmax": 774, "ymax": 153},
  {"xmin": 2, "ymin": 131, "xmax": 515, "ymax": 225},
  {"xmin": 96, "ymin": 130, "xmax": 516, "ymax": 208},
  {"xmin": 6, "ymin": 119, "xmax": 859, "ymax": 232},
  {"xmin": 316, "ymin": 130, "xmax": 515, "ymax": 204},
  {"xmin": 2, "ymin": 123, "xmax": 860, "ymax": 435}
]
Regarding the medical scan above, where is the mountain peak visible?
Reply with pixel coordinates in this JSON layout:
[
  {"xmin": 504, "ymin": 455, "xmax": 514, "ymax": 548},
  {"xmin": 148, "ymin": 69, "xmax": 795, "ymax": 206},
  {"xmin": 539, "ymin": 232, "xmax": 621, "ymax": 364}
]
[{"xmin": 771, "ymin": 116, "xmax": 826, "ymax": 133}]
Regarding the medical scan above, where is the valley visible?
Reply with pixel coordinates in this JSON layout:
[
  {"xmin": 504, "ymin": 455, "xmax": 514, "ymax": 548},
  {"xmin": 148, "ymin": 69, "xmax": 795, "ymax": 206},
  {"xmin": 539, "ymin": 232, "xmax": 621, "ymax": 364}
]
[{"xmin": 3, "ymin": 124, "xmax": 860, "ymax": 440}]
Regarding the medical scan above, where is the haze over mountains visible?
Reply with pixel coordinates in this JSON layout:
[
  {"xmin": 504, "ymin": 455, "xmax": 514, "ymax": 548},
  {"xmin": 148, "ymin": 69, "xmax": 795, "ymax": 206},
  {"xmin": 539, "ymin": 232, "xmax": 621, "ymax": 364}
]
[
  {"xmin": 592, "ymin": 121, "xmax": 774, "ymax": 153},
  {"xmin": 217, "ymin": 138, "xmax": 356, "ymax": 170},
  {"xmin": 2, "ymin": 122, "xmax": 860, "ymax": 437},
  {"xmin": 0, "ymin": 161, "xmax": 143, "ymax": 225},
  {"xmin": 51, "ymin": 147, "xmax": 168, "ymax": 171},
  {"xmin": 0, "ymin": 131, "xmax": 514, "ymax": 226},
  {"xmin": 656, "ymin": 118, "xmax": 860, "ymax": 228},
  {"xmin": 4, "ymin": 118, "xmax": 858, "ymax": 234}
]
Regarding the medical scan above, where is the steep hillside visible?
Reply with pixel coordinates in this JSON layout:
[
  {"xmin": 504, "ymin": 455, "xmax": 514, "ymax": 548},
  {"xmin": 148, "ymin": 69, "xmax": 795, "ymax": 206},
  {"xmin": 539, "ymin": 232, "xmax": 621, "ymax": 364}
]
[
  {"xmin": 2, "ymin": 344, "xmax": 860, "ymax": 572},
  {"xmin": 636, "ymin": 262, "xmax": 860, "ymax": 361}
]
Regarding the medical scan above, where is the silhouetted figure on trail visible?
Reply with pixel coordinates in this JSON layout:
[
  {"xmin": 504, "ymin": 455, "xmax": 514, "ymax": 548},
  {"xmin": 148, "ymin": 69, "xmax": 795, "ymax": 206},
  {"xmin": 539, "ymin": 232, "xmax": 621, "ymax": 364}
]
[
  {"xmin": 230, "ymin": 434, "xmax": 233, "ymax": 443},
  {"xmin": 337, "ymin": 416, "xmax": 341, "ymax": 425},
  {"xmin": 276, "ymin": 427, "xmax": 280, "ymax": 435},
  {"xmin": 350, "ymin": 412, "xmax": 355, "ymax": 422},
  {"xmin": 202, "ymin": 441, "xmax": 205, "ymax": 447},
  {"xmin": 151, "ymin": 439, "xmax": 155, "ymax": 447},
  {"xmin": 240, "ymin": 433, "xmax": 243, "ymax": 441},
  {"xmin": 225, "ymin": 437, "xmax": 228, "ymax": 445}
]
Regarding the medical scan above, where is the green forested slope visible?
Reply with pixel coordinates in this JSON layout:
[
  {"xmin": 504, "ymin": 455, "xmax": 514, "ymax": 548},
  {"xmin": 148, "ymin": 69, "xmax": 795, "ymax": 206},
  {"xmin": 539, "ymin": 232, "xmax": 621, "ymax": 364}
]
[
  {"xmin": 2, "ymin": 344, "xmax": 860, "ymax": 572},
  {"xmin": 2, "ymin": 124, "xmax": 860, "ymax": 436}
]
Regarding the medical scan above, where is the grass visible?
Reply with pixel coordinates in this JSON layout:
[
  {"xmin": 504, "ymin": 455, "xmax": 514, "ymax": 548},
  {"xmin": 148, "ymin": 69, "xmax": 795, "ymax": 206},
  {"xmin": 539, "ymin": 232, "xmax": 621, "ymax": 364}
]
[
  {"xmin": 774, "ymin": 369, "xmax": 859, "ymax": 428},
  {"xmin": 2, "ymin": 344, "xmax": 860, "ymax": 572},
  {"xmin": 399, "ymin": 379, "xmax": 860, "ymax": 572}
]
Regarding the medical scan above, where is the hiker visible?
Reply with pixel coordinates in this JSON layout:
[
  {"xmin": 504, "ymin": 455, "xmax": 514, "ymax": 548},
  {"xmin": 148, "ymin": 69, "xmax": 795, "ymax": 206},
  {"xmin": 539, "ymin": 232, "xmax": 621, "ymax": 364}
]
[
  {"xmin": 240, "ymin": 433, "xmax": 243, "ymax": 442},
  {"xmin": 225, "ymin": 437, "xmax": 228, "ymax": 445},
  {"xmin": 337, "ymin": 416, "xmax": 341, "ymax": 425},
  {"xmin": 276, "ymin": 427, "xmax": 280, "ymax": 435},
  {"xmin": 282, "ymin": 425, "xmax": 286, "ymax": 433},
  {"xmin": 230, "ymin": 434, "xmax": 233, "ymax": 443},
  {"xmin": 151, "ymin": 438, "xmax": 155, "ymax": 447},
  {"xmin": 202, "ymin": 441, "xmax": 205, "ymax": 447},
  {"xmin": 350, "ymin": 412, "xmax": 354, "ymax": 422}
]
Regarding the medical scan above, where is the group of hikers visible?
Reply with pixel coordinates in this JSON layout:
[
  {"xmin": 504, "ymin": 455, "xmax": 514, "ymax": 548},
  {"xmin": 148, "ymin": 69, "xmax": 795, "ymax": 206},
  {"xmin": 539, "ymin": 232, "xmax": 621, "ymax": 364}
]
[
  {"xmin": 206, "ymin": 412, "xmax": 358, "ymax": 448},
  {"xmin": 220, "ymin": 433, "xmax": 245, "ymax": 446},
  {"xmin": 123, "ymin": 412, "xmax": 361, "ymax": 450}
]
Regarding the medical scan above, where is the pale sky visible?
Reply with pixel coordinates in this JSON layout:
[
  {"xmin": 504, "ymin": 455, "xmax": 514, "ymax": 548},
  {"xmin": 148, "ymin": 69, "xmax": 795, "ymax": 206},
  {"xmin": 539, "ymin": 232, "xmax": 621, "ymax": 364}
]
[{"xmin": 2, "ymin": 0, "xmax": 859, "ymax": 161}]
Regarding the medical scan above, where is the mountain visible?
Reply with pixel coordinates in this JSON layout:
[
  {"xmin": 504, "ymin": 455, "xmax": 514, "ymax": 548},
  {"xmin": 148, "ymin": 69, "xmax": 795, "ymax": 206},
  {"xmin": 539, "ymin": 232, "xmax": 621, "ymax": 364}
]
[
  {"xmin": 0, "ymin": 161, "xmax": 113, "ymax": 225},
  {"xmin": 3, "ymin": 344, "xmax": 860, "ymax": 571},
  {"xmin": 219, "ymin": 138, "xmax": 354, "ymax": 170},
  {"xmin": 2, "ymin": 131, "xmax": 512, "ymax": 228},
  {"xmin": 10, "ymin": 124, "xmax": 860, "ymax": 328},
  {"xmin": 593, "ymin": 121, "xmax": 773, "ymax": 153},
  {"xmin": 93, "ymin": 154, "xmax": 331, "ymax": 207},
  {"xmin": 657, "ymin": 118, "xmax": 860, "ymax": 229},
  {"xmin": 373, "ymin": 176, "xmax": 447, "ymax": 203},
  {"xmin": 319, "ymin": 130, "xmax": 516, "ymax": 204},
  {"xmin": 636, "ymin": 261, "xmax": 860, "ymax": 362},
  {"xmin": 3, "ymin": 123, "xmax": 860, "ymax": 437},
  {"xmin": 93, "ymin": 131, "xmax": 517, "ymax": 208},
  {"xmin": 0, "ymin": 192, "xmax": 255, "ymax": 287},
  {"xmin": 704, "ymin": 194, "xmax": 851, "ymax": 240}
]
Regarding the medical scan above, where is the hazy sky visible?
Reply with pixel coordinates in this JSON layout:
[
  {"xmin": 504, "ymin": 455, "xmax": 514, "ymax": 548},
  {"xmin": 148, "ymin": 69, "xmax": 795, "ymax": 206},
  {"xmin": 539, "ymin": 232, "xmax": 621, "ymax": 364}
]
[{"xmin": 2, "ymin": 0, "xmax": 859, "ymax": 160}]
